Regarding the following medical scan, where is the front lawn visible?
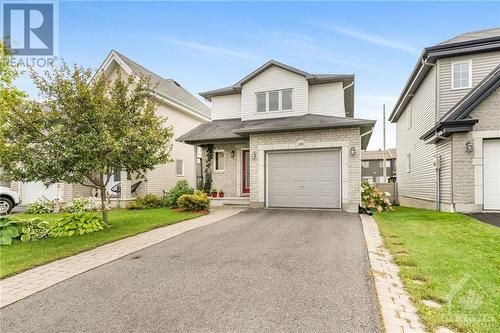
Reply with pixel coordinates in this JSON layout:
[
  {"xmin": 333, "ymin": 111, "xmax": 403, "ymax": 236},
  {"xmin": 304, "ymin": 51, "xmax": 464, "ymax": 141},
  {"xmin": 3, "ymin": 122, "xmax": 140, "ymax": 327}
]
[
  {"xmin": 375, "ymin": 207, "xmax": 500, "ymax": 333},
  {"xmin": 0, "ymin": 209, "xmax": 202, "ymax": 279}
]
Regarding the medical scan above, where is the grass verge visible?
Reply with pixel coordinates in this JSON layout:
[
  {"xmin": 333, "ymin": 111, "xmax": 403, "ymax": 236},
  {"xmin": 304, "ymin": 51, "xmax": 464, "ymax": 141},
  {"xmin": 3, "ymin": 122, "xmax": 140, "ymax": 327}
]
[
  {"xmin": 374, "ymin": 207, "xmax": 499, "ymax": 333},
  {"xmin": 0, "ymin": 208, "xmax": 202, "ymax": 279}
]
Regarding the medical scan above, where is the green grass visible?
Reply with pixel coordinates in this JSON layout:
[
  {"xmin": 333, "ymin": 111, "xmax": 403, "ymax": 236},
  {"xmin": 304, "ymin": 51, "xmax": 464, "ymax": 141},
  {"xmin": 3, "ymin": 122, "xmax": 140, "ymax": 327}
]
[
  {"xmin": 374, "ymin": 207, "xmax": 500, "ymax": 333},
  {"xmin": 0, "ymin": 208, "xmax": 201, "ymax": 279}
]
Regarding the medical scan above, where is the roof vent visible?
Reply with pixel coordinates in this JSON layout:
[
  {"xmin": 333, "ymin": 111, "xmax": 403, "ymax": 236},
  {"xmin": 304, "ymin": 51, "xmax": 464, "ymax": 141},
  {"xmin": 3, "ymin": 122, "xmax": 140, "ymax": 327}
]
[{"xmin": 173, "ymin": 80, "xmax": 181, "ymax": 87}]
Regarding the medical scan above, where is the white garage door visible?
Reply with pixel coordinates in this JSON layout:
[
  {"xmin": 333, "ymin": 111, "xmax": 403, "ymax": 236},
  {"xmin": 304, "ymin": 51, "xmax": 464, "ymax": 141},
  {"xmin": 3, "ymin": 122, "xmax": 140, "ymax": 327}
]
[
  {"xmin": 484, "ymin": 139, "xmax": 500, "ymax": 210},
  {"xmin": 21, "ymin": 182, "xmax": 59, "ymax": 204},
  {"xmin": 267, "ymin": 149, "xmax": 341, "ymax": 209}
]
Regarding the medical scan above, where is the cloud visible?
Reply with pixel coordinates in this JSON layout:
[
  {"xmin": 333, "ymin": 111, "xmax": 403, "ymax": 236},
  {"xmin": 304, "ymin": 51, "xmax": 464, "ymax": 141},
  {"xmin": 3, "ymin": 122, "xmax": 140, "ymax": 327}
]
[
  {"xmin": 315, "ymin": 24, "xmax": 419, "ymax": 55},
  {"xmin": 158, "ymin": 37, "xmax": 260, "ymax": 61}
]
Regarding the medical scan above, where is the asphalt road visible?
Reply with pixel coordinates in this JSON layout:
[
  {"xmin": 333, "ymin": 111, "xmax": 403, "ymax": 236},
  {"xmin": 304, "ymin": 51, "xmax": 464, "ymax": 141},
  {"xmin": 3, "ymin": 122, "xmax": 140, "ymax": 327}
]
[{"xmin": 0, "ymin": 209, "xmax": 381, "ymax": 333}]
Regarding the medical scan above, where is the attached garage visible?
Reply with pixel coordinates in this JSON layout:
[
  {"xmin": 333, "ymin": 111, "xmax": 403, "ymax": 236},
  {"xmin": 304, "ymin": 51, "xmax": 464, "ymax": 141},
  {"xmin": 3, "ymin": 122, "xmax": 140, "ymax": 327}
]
[
  {"xmin": 21, "ymin": 182, "xmax": 59, "ymax": 204},
  {"xmin": 266, "ymin": 149, "xmax": 341, "ymax": 209},
  {"xmin": 484, "ymin": 139, "xmax": 500, "ymax": 211}
]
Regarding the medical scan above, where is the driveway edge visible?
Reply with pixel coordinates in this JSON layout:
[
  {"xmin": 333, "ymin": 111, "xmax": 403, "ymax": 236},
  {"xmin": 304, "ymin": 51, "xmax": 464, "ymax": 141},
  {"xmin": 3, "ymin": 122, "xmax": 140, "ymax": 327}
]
[
  {"xmin": 0, "ymin": 208, "xmax": 246, "ymax": 308},
  {"xmin": 360, "ymin": 214, "xmax": 427, "ymax": 333}
]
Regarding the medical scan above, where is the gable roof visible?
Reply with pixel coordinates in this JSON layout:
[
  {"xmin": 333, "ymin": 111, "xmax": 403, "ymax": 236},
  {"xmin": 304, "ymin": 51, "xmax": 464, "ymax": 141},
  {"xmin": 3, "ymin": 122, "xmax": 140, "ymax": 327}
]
[
  {"xmin": 420, "ymin": 64, "xmax": 499, "ymax": 143},
  {"xmin": 100, "ymin": 50, "xmax": 211, "ymax": 120},
  {"xmin": 177, "ymin": 114, "xmax": 375, "ymax": 149},
  {"xmin": 199, "ymin": 60, "xmax": 355, "ymax": 117},
  {"xmin": 389, "ymin": 28, "xmax": 500, "ymax": 122}
]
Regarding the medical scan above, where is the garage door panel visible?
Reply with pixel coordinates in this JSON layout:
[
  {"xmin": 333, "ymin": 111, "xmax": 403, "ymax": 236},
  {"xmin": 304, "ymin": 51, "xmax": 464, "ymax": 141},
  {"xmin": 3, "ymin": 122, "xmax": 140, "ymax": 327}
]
[
  {"xmin": 267, "ymin": 150, "xmax": 341, "ymax": 209},
  {"xmin": 484, "ymin": 139, "xmax": 500, "ymax": 210}
]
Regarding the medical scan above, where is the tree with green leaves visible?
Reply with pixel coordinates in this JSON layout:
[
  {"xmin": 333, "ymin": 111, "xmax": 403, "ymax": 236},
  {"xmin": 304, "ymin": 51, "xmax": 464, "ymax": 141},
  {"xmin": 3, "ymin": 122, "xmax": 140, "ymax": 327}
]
[
  {"xmin": 0, "ymin": 61, "xmax": 174, "ymax": 222},
  {"xmin": 0, "ymin": 41, "xmax": 26, "ymax": 117}
]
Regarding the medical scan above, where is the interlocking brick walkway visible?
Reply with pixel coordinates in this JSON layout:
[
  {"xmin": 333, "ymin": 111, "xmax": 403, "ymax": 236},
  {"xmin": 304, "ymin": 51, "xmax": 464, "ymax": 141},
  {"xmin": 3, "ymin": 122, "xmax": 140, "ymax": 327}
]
[
  {"xmin": 0, "ymin": 208, "xmax": 245, "ymax": 308},
  {"xmin": 360, "ymin": 214, "xmax": 427, "ymax": 333}
]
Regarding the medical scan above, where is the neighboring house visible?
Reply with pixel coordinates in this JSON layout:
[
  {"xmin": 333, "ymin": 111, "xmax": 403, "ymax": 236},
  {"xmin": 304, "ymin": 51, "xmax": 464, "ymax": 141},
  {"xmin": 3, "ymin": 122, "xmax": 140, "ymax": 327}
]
[
  {"xmin": 178, "ymin": 60, "xmax": 375, "ymax": 212},
  {"xmin": 390, "ymin": 28, "xmax": 500, "ymax": 212},
  {"xmin": 361, "ymin": 149, "xmax": 397, "ymax": 184},
  {"xmin": 9, "ymin": 50, "xmax": 211, "ymax": 206}
]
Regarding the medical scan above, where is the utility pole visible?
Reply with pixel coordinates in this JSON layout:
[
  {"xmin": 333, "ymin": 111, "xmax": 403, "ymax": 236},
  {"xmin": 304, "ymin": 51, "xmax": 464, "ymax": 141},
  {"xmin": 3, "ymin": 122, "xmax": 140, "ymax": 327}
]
[{"xmin": 383, "ymin": 104, "xmax": 387, "ymax": 183}]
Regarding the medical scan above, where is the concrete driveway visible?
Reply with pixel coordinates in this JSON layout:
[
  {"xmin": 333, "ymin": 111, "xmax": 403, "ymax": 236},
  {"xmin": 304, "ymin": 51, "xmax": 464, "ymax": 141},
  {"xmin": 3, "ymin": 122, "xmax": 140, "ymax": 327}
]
[{"xmin": 0, "ymin": 209, "xmax": 381, "ymax": 333}]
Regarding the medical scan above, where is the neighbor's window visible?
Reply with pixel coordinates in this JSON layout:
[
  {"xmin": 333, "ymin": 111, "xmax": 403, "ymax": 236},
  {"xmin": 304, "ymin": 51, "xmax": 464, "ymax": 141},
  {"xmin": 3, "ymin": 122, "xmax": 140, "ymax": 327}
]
[
  {"xmin": 452, "ymin": 60, "xmax": 472, "ymax": 89},
  {"xmin": 176, "ymin": 159, "xmax": 184, "ymax": 176},
  {"xmin": 214, "ymin": 151, "xmax": 225, "ymax": 171},
  {"xmin": 255, "ymin": 89, "xmax": 293, "ymax": 113},
  {"xmin": 113, "ymin": 170, "xmax": 121, "ymax": 182},
  {"xmin": 378, "ymin": 160, "xmax": 391, "ymax": 168},
  {"xmin": 406, "ymin": 153, "xmax": 411, "ymax": 173},
  {"xmin": 361, "ymin": 161, "xmax": 370, "ymax": 169}
]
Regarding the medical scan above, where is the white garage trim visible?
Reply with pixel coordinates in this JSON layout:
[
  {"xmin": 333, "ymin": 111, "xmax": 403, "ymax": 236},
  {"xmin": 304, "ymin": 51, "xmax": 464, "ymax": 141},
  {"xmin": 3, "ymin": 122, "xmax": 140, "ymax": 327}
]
[
  {"xmin": 265, "ymin": 148, "xmax": 342, "ymax": 209},
  {"xmin": 472, "ymin": 130, "xmax": 500, "ymax": 209},
  {"xmin": 483, "ymin": 138, "xmax": 500, "ymax": 211}
]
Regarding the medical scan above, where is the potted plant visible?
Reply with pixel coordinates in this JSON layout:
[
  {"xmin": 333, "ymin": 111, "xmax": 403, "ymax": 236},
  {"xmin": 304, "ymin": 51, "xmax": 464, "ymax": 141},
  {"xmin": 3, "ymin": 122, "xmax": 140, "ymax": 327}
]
[
  {"xmin": 211, "ymin": 189, "xmax": 218, "ymax": 197},
  {"xmin": 219, "ymin": 190, "xmax": 225, "ymax": 198}
]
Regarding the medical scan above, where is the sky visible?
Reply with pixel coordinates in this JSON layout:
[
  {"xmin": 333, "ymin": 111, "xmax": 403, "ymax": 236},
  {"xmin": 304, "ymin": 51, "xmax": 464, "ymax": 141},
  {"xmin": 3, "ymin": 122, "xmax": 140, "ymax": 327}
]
[{"xmin": 12, "ymin": 1, "xmax": 500, "ymax": 150}]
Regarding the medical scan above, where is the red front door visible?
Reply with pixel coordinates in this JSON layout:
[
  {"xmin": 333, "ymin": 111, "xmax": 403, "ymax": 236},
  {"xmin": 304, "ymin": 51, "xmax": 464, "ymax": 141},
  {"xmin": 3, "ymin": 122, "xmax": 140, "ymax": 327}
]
[{"xmin": 242, "ymin": 150, "xmax": 250, "ymax": 194}]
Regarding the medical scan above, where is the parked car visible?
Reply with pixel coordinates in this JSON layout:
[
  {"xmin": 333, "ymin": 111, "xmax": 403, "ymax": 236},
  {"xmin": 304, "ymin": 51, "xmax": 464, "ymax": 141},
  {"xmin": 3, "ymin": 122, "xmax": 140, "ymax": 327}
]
[{"xmin": 0, "ymin": 186, "xmax": 20, "ymax": 214}]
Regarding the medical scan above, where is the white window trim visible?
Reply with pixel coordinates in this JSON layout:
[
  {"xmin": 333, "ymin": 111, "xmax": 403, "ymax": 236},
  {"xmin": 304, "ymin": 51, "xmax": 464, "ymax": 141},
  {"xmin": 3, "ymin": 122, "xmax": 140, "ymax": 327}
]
[
  {"xmin": 175, "ymin": 159, "xmax": 184, "ymax": 177},
  {"xmin": 213, "ymin": 150, "xmax": 225, "ymax": 172},
  {"xmin": 255, "ymin": 89, "xmax": 293, "ymax": 113},
  {"xmin": 451, "ymin": 60, "xmax": 472, "ymax": 90}
]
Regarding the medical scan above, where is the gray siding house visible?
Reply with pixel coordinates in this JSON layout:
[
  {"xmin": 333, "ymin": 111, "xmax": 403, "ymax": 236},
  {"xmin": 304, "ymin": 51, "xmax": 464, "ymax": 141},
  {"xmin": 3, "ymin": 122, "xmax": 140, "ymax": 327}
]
[
  {"xmin": 178, "ymin": 60, "xmax": 375, "ymax": 212},
  {"xmin": 361, "ymin": 149, "xmax": 397, "ymax": 184},
  {"xmin": 390, "ymin": 28, "xmax": 500, "ymax": 212}
]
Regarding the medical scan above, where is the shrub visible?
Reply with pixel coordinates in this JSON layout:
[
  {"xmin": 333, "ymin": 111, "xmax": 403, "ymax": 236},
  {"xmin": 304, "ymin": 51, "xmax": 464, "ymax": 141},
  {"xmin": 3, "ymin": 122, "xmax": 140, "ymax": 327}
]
[
  {"xmin": 165, "ymin": 180, "xmax": 194, "ymax": 208},
  {"xmin": 65, "ymin": 197, "xmax": 97, "ymax": 213},
  {"xmin": 51, "ymin": 213, "xmax": 106, "ymax": 237},
  {"xmin": 361, "ymin": 181, "xmax": 393, "ymax": 212},
  {"xmin": 26, "ymin": 198, "xmax": 64, "ymax": 214},
  {"xmin": 126, "ymin": 201, "xmax": 146, "ymax": 210},
  {"xmin": 0, "ymin": 217, "xmax": 51, "ymax": 245},
  {"xmin": 177, "ymin": 190, "xmax": 210, "ymax": 211}
]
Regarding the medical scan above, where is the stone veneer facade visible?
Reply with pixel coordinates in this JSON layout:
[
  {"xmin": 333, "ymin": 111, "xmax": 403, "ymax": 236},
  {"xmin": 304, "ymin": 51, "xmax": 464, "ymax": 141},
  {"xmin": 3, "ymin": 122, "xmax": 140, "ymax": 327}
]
[{"xmin": 209, "ymin": 127, "xmax": 362, "ymax": 212}]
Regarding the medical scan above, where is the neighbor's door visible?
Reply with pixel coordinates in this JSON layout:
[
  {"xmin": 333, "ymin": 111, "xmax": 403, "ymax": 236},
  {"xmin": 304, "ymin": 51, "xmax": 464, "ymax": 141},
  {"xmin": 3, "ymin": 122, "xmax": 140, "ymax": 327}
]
[{"xmin": 242, "ymin": 150, "xmax": 250, "ymax": 194}]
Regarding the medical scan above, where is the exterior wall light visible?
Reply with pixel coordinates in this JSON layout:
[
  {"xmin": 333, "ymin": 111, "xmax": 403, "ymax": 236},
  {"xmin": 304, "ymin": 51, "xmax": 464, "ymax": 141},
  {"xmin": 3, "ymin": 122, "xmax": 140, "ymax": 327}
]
[
  {"xmin": 230, "ymin": 150, "xmax": 235, "ymax": 158},
  {"xmin": 350, "ymin": 147, "xmax": 356, "ymax": 156},
  {"xmin": 465, "ymin": 141, "xmax": 473, "ymax": 153}
]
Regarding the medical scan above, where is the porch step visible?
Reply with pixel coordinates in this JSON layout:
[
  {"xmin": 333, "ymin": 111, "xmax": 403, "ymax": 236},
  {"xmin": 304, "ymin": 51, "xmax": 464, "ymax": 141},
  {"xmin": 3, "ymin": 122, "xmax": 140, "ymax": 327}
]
[{"xmin": 210, "ymin": 196, "xmax": 250, "ymax": 207}]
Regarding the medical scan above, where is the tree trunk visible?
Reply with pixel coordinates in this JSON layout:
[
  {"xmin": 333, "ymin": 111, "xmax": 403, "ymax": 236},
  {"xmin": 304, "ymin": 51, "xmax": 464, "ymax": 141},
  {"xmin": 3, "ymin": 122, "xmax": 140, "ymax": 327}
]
[{"xmin": 99, "ymin": 174, "xmax": 108, "ymax": 223}]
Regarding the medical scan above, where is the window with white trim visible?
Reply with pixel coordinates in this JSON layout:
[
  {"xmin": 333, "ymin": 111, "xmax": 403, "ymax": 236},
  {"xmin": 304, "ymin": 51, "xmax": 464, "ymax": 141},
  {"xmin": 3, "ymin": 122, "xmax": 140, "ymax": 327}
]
[
  {"xmin": 214, "ymin": 151, "xmax": 225, "ymax": 171},
  {"xmin": 175, "ymin": 159, "xmax": 184, "ymax": 176},
  {"xmin": 255, "ymin": 89, "xmax": 293, "ymax": 113},
  {"xmin": 406, "ymin": 153, "xmax": 411, "ymax": 173},
  {"xmin": 451, "ymin": 60, "xmax": 472, "ymax": 89}
]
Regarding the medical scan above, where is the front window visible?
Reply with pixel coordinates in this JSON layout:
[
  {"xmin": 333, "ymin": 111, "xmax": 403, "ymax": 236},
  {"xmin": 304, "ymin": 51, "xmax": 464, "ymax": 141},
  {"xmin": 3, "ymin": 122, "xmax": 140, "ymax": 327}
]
[
  {"xmin": 255, "ymin": 89, "xmax": 293, "ymax": 113},
  {"xmin": 214, "ymin": 151, "xmax": 225, "ymax": 171},
  {"xmin": 406, "ymin": 153, "xmax": 411, "ymax": 173},
  {"xmin": 452, "ymin": 61, "xmax": 472, "ymax": 89}
]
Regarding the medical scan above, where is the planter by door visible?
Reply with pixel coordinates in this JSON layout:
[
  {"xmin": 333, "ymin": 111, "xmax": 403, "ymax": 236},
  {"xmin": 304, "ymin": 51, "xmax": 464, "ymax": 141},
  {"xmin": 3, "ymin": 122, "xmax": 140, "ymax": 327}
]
[{"xmin": 242, "ymin": 150, "xmax": 250, "ymax": 194}]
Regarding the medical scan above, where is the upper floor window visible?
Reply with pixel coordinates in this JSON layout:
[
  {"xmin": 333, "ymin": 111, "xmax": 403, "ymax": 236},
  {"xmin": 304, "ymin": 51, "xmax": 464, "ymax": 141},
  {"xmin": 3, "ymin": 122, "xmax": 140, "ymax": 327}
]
[
  {"xmin": 451, "ymin": 60, "xmax": 472, "ymax": 89},
  {"xmin": 378, "ymin": 160, "xmax": 391, "ymax": 168},
  {"xmin": 256, "ymin": 89, "xmax": 293, "ymax": 113},
  {"xmin": 361, "ymin": 161, "xmax": 370, "ymax": 169}
]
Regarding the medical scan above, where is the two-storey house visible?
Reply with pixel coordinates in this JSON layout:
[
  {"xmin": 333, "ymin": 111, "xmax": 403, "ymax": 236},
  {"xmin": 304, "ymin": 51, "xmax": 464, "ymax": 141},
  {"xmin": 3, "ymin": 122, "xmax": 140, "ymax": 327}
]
[
  {"xmin": 390, "ymin": 28, "xmax": 500, "ymax": 212},
  {"xmin": 361, "ymin": 149, "xmax": 397, "ymax": 184},
  {"xmin": 178, "ymin": 60, "xmax": 376, "ymax": 212},
  {"xmin": 7, "ymin": 51, "xmax": 211, "ymax": 207}
]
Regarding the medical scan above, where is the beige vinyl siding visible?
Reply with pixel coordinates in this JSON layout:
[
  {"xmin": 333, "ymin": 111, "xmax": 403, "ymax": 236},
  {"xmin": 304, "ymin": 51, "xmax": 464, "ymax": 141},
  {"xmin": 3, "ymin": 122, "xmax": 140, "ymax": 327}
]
[
  {"xmin": 212, "ymin": 94, "xmax": 241, "ymax": 120},
  {"xmin": 396, "ymin": 66, "xmax": 437, "ymax": 201},
  {"xmin": 146, "ymin": 102, "xmax": 202, "ymax": 196},
  {"xmin": 241, "ymin": 66, "xmax": 308, "ymax": 121},
  {"xmin": 437, "ymin": 140, "xmax": 452, "ymax": 204},
  {"xmin": 308, "ymin": 82, "xmax": 345, "ymax": 117},
  {"xmin": 437, "ymin": 50, "xmax": 500, "ymax": 117}
]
